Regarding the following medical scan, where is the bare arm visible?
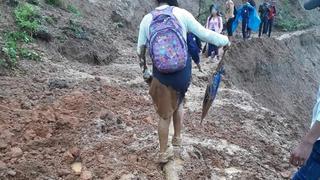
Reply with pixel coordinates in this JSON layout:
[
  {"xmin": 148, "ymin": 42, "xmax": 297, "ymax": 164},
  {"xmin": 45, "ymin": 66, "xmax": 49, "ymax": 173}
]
[
  {"xmin": 290, "ymin": 121, "xmax": 320, "ymax": 166},
  {"xmin": 183, "ymin": 10, "xmax": 230, "ymax": 47},
  {"xmin": 138, "ymin": 45, "xmax": 147, "ymax": 71}
]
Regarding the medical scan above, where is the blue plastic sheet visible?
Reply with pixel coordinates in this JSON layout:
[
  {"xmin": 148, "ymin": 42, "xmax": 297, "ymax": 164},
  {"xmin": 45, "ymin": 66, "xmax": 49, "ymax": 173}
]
[{"xmin": 232, "ymin": 3, "xmax": 261, "ymax": 33}]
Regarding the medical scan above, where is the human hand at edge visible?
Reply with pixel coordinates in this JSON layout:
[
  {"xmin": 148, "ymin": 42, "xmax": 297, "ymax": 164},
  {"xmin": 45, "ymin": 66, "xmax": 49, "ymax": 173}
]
[{"xmin": 290, "ymin": 140, "xmax": 313, "ymax": 167}]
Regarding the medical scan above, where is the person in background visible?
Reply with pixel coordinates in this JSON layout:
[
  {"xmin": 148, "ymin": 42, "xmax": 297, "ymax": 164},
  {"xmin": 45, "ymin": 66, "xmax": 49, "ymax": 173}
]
[
  {"xmin": 247, "ymin": 0, "xmax": 256, "ymax": 37},
  {"xmin": 248, "ymin": 0, "xmax": 256, "ymax": 7},
  {"xmin": 290, "ymin": 1, "xmax": 320, "ymax": 178},
  {"xmin": 137, "ymin": 0, "xmax": 230, "ymax": 163},
  {"xmin": 225, "ymin": 0, "xmax": 236, "ymax": 41},
  {"xmin": 187, "ymin": 33, "xmax": 203, "ymax": 72},
  {"xmin": 267, "ymin": 0, "xmax": 276, "ymax": 37},
  {"xmin": 258, "ymin": 0, "xmax": 270, "ymax": 37},
  {"xmin": 241, "ymin": 0, "xmax": 252, "ymax": 40},
  {"xmin": 206, "ymin": 4, "xmax": 224, "ymax": 60}
]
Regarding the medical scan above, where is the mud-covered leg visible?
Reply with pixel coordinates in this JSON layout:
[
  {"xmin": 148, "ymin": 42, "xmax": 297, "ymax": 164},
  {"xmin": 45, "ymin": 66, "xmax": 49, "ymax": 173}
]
[{"xmin": 172, "ymin": 104, "xmax": 183, "ymax": 146}]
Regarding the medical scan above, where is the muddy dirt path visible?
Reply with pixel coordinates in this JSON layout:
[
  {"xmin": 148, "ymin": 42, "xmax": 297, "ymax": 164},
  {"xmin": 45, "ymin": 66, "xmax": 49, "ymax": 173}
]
[{"xmin": 1, "ymin": 28, "xmax": 319, "ymax": 179}]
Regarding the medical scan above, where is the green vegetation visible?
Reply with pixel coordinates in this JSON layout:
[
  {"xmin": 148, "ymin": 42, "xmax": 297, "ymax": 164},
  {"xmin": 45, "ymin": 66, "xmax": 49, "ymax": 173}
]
[
  {"xmin": 45, "ymin": 15, "xmax": 56, "ymax": 24},
  {"xmin": 276, "ymin": 0, "xmax": 309, "ymax": 31},
  {"xmin": 1, "ymin": 31, "xmax": 40, "ymax": 69},
  {"xmin": 14, "ymin": 3, "xmax": 40, "ymax": 34},
  {"xmin": 197, "ymin": 0, "xmax": 212, "ymax": 25},
  {"xmin": 67, "ymin": 4, "xmax": 81, "ymax": 16},
  {"xmin": 68, "ymin": 20, "xmax": 87, "ymax": 39},
  {"xmin": 1, "ymin": 3, "xmax": 41, "ymax": 69}
]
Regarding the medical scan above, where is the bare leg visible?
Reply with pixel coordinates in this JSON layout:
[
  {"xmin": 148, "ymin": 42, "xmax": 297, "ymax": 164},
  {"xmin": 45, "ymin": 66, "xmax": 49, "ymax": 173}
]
[
  {"xmin": 173, "ymin": 104, "xmax": 183, "ymax": 140},
  {"xmin": 158, "ymin": 117, "xmax": 171, "ymax": 153}
]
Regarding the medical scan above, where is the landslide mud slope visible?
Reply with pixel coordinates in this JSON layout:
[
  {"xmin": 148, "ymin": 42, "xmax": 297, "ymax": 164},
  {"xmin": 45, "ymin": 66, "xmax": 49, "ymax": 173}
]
[
  {"xmin": 1, "ymin": 0, "xmax": 320, "ymax": 179},
  {"xmin": 1, "ymin": 30, "xmax": 319, "ymax": 179}
]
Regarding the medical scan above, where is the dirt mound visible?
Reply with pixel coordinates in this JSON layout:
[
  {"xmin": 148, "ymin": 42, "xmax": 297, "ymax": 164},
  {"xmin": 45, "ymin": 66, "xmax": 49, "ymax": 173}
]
[{"xmin": 224, "ymin": 29, "xmax": 320, "ymax": 132}]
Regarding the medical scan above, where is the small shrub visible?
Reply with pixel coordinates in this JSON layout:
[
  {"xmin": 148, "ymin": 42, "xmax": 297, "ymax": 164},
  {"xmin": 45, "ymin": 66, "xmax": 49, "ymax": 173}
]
[
  {"xmin": 68, "ymin": 20, "xmax": 87, "ymax": 39},
  {"xmin": 67, "ymin": 4, "xmax": 81, "ymax": 16},
  {"xmin": 275, "ymin": 0, "xmax": 309, "ymax": 31},
  {"xmin": 14, "ymin": 3, "xmax": 40, "ymax": 34},
  {"xmin": 1, "ymin": 31, "xmax": 40, "ymax": 68},
  {"xmin": 45, "ymin": 0, "xmax": 64, "ymax": 7},
  {"xmin": 45, "ymin": 16, "xmax": 56, "ymax": 24},
  {"xmin": 20, "ymin": 48, "xmax": 40, "ymax": 61}
]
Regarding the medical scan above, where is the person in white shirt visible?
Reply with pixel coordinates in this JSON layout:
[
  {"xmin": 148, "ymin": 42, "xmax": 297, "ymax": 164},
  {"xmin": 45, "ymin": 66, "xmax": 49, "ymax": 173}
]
[{"xmin": 137, "ymin": 0, "xmax": 230, "ymax": 163}]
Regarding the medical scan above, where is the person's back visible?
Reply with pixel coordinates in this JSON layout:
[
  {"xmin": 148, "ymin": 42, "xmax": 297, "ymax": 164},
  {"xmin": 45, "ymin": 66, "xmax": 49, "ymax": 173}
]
[
  {"xmin": 137, "ymin": 0, "xmax": 230, "ymax": 164},
  {"xmin": 259, "ymin": 2, "xmax": 269, "ymax": 18}
]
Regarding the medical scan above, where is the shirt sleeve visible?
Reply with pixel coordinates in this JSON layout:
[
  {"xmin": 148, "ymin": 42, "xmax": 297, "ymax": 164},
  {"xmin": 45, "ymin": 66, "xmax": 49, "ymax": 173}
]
[
  {"xmin": 315, "ymin": 98, "xmax": 320, "ymax": 122},
  {"xmin": 137, "ymin": 14, "xmax": 150, "ymax": 55},
  {"xmin": 183, "ymin": 10, "xmax": 230, "ymax": 47}
]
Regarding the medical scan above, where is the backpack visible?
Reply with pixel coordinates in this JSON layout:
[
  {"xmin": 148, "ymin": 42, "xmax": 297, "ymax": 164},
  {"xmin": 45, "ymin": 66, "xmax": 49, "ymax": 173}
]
[
  {"xmin": 208, "ymin": 16, "xmax": 222, "ymax": 32},
  {"xmin": 148, "ymin": 6, "xmax": 188, "ymax": 74}
]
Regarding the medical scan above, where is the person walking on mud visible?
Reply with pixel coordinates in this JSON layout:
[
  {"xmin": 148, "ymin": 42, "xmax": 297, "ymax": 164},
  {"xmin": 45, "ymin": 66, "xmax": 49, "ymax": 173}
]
[
  {"xmin": 137, "ymin": 0, "xmax": 230, "ymax": 163},
  {"xmin": 205, "ymin": 4, "xmax": 224, "ymax": 60},
  {"xmin": 225, "ymin": 0, "xmax": 236, "ymax": 41},
  {"xmin": 187, "ymin": 33, "xmax": 203, "ymax": 72},
  {"xmin": 241, "ymin": 0, "xmax": 253, "ymax": 40},
  {"xmin": 247, "ymin": 0, "xmax": 256, "ymax": 38},
  {"xmin": 290, "ymin": 2, "xmax": 320, "ymax": 177},
  {"xmin": 258, "ymin": 0, "xmax": 270, "ymax": 37},
  {"xmin": 266, "ymin": 0, "xmax": 276, "ymax": 37}
]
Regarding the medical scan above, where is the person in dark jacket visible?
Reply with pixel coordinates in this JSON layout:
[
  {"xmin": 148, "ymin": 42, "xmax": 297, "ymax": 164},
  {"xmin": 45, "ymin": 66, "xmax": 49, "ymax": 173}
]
[
  {"xmin": 258, "ymin": 0, "xmax": 270, "ymax": 37},
  {"xmin": 187, "ymin": 33, "xmax": 202, "ymax": 72}
]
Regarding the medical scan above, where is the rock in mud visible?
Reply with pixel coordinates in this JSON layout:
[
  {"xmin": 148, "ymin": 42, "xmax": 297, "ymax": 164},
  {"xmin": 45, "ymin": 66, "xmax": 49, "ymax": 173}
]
[
  {"xmin": 0, "ymin": 140, "xmax": 7, "ymax": 150},
  {"xmin": 7, "ymin": 170, "xmax": 16, "ymax": 176},
  {"xmin": 280, "ymin": 171, "xmax": 292, "ymax": 179},
  {"xmin": 80, "ymin": 170, "xmax": 93, "ymax": 180},
  {"xmin": 23, "ymin": 129, "xmax": 37, "ymax": 141},
  {"xmin": 57, "ymin": 169, "xmax": 71, "ymax": 177},
  {"xmin": 10, "ymin": 147, "xmax": 23, "ymax": 158},
  {"xmin": 21, "ymin": 101, "xmax": 32, "ymax": 110},
  {"xmin": 62, "ymin": 151, "xmax": 74, "ymax": 163},
  {"xmin": 71, "ymin": 162, "xmax": 82, "ymax": 175},
  {"xmin": 100, "ymin": 110, "xmax": 116, "ymax": 121},
  {"xmin": 33, "ymin": 30, "xmax": 53, "ymax": 42},
  {"xmin": 33, "ymin": 77, "xmax": 47, "ymax": 83},
  {"xmin": 26, "ymin": 0, "xmax": 39, "ymax": 5},
  {"xmin": 0, "ymin": 161, "xmax": 7, "ymax": 170},
  {"xmin": 69, "ymin": 147, "xmax": 81, "ymax": 158},
  {"xmin": 48, "ymin": 79, "xmax": 70, "ymax": 90}
]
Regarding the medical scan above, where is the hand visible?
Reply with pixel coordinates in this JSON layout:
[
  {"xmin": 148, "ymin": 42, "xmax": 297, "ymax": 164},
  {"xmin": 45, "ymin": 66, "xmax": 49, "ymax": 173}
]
[{"xmin": 290, "ymin": 140, "xmax": 313, "ymax": 167}]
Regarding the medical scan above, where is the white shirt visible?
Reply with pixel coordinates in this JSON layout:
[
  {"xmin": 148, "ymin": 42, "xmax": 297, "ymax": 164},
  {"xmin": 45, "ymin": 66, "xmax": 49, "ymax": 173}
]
[
  {"xmin": 311, "ymin": 86, "xmax": 320, "ymax": 128},
  {"xmin": 137, "ymin": 5, "xmax": 230, "ymax": 54}
]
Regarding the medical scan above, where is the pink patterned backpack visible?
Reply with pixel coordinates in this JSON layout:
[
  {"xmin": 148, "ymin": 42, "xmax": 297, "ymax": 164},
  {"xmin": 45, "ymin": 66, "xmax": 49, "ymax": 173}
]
[{"xmin": 148, "ymin": 6, "xmax": 188, "ymax": 73}]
